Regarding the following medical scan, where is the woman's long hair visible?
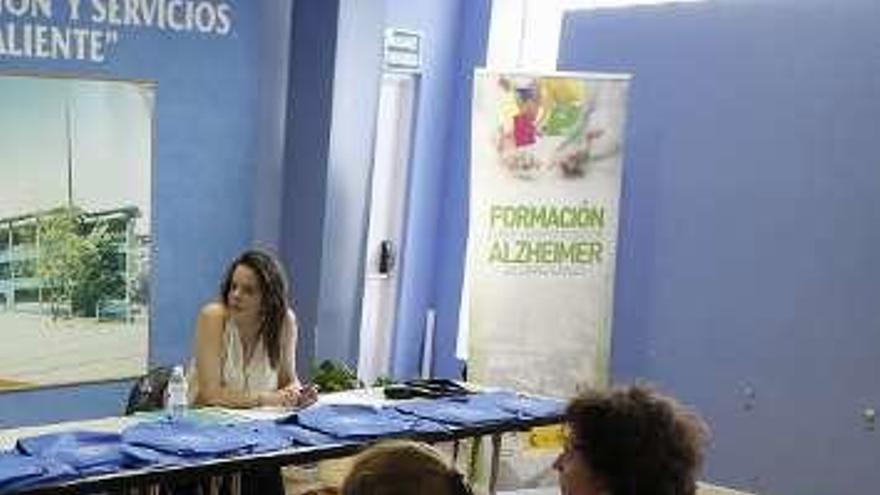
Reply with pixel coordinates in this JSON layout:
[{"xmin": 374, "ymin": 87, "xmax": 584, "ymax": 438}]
[{"xmin": 220, "ymin": 249, "xmax": 289, "ymax": 369}]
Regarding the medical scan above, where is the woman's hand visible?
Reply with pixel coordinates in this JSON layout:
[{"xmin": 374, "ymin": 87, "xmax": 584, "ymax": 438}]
[
  {"xmin": 256, "ymin": 389, "xmax": 295, "ymax": 408},
  {"xmin": 259, "ymin": 383, "xmax": 319, "ymax": 408},
  {"xmin": 281, "ymin": 383, "xmax": 319, "ymax": 408},
  {"xmin": 295, "ymin": 383, "xmax": 319, "ymax": 408}
]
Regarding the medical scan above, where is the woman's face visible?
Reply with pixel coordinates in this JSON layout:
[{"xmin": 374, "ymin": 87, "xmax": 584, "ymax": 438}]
[
  {"xmin": 227, "ymin": 264, "xmax": 263, "ymax": 320},
  {"xmin": 553, "ymin": 435, "xmax": 606, "ymax": 495}
]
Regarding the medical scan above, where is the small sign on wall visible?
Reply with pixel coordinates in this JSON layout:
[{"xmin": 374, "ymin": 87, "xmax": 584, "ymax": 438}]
[{"xmin": 384, "ymin": 28, "xmax": 421, "ymax": 72}]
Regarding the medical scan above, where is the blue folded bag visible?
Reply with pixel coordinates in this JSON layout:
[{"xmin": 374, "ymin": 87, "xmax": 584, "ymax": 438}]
[
  {"xmin": 229, "ymin": 421, "xmax": 299, "ymax": 454},
  {"xmin": 274, "ymin": 420, "xmax": 349, "ymax": 446},
  {"xmin": 394, "ymin": 396, "xmax": 517, "ymax": 427},
  {"xmin": 470, "ymin": 391, "xmax": 565, "ymax": 420},
  {"xmin": 122, "ymin": 419, "xmax": 259, "ymax": 457},
  {"xmin": 0, "ymin": 451, "xmax": 76, "ymax": 493},
  {"xmin": 0, "ymin": 452, "xmax": 44, "ymax": 489},
  {"xmin": 290, "ymin": 404, "xmax": 446, "ymax": 440},
  {"xmin": 120, "ymin": 443, "xmax": 195, "ymax": 468},
  {"xmin": 380, "ymin": 407, "xmax": 449, "ymax": 434},
  {"xmin": 16, "ymin": 431, "xmax": 128, "ymax": 476}
]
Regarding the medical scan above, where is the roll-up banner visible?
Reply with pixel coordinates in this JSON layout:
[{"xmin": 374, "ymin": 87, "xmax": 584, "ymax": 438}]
[{"xmin": 462, "ymin": 69, "xmax": 631, "ymax": 398}]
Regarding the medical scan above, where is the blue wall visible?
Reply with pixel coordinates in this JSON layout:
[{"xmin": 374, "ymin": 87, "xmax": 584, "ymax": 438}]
[
  {"xmin": 305, "ymin": 0, "xmax": 493, "ymax": 379},
  {"xmin": 314, "ymin": 0, "xmax": 386, "ymax": 367},
  {"xmin": 0, "ymin": 1, "xmax": 296, "ymax": 427},
  {"xmin": 559, "ymin": 1, "xmax": 880, "ymax": 494},
  {"xmin": 379, "ymin": 0, "xmax": 492, "ymax": 380},
  {"xmin": 383, "ymin": 0, "xmax": 466, "ymax": 378},
  {"xmin": 281, "ymin": 0, "xmax": 340, "ymax": 380},
  {"xmin": 423, "ymin": 0, "xmax": 492, "ymax": 379}
]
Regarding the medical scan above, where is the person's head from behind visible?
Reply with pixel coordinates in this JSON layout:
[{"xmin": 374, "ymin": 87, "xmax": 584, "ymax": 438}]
[
  {"xmin": 220, "ymin": 249, "xmax": 289, "ymax": 365},
  {"xmin": 554, "ymin": 384, "xmax": 709, "ymax": 495},
  {"xmin": 341, "ymin": 440, "xmax": 472, "ymax": 495}
]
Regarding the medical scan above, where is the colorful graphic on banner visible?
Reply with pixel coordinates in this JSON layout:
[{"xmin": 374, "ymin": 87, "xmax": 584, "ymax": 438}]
[{"xmin": 465, "ymin": 70, "xmax": 630, "ymax": 398}]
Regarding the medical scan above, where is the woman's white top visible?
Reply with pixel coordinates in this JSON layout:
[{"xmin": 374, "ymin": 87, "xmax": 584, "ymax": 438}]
[{"xmin": 187, "ymin": 317, "xmax": 278, "ymax": 404}]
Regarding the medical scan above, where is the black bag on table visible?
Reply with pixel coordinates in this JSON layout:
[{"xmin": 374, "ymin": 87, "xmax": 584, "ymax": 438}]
[{"xmin": 125, "ymin": 366, "xmax": 173, "ymax": 415}]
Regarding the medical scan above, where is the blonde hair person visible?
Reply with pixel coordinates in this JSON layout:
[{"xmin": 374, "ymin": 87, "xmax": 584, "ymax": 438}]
[{"xmin": 341, "ymin": 440, "xmax": 473, "ymax": 495}]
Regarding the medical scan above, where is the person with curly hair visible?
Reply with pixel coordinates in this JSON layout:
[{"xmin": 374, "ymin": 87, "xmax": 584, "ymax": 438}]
[
  {"xmin": 340, "ymin": 440, "xmax": 473, "ymax": 495},
  {"xmin": 554, "ymin": 385, "xmax": 709, "ymax": 495}
]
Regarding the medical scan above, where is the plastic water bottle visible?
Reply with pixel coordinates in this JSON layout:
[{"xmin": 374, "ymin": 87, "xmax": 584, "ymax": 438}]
[{"xmin": 166, "ymin": 365, "xmax": 188, "ymax": 421}]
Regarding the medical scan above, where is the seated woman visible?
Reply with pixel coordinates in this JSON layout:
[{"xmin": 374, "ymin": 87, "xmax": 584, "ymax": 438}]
[
  {"xmin": 184, "ymin": 249, "xmax": 320, "ymax": 494},
  {"xmin": 340, "ymin": 440, "xmax": 473, "ymax": 495},
  {"xmin": 189, "ymin": 248, "xmax": 318, "ymax": 408},
  {"xmin": 554, "ymin": 384, "xmax": 709, "ymax": 495}
]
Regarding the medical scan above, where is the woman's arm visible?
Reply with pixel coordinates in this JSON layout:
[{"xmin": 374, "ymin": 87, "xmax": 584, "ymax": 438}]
[
  {"xmin": 278, "ymin": 309, "xmax": 318, "ymax": 407},
  {"xmin": 278, "ymin": 309, "xmax": 299, "ymax": 389},
  {"xmin": 193, "ymin": 302, "xmax": 281, "ymax": 408}
]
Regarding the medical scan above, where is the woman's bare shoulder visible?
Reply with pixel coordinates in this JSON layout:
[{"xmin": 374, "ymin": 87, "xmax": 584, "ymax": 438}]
[
  {"xmin": 199, "ymin": 302, "xmax": 229, "ymax": 322},
  {"xmin": 285, "ymin": 308, "xmax": 298, "ymax": 332}
]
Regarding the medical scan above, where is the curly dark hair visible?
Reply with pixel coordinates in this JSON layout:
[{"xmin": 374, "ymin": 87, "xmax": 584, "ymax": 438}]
[
  {"xmin": 220, "ymin": 249, "xmax": 290, "ymax": 369},
  {"xmin": 565, "ymin": 384, "xmax": 709, "ymax": 495}
]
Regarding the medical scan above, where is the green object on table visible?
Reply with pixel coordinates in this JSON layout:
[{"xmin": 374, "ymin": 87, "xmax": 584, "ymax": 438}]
[{"xmin": 310, "ymin": 359, "xmax": 363, "ymax": 392}]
